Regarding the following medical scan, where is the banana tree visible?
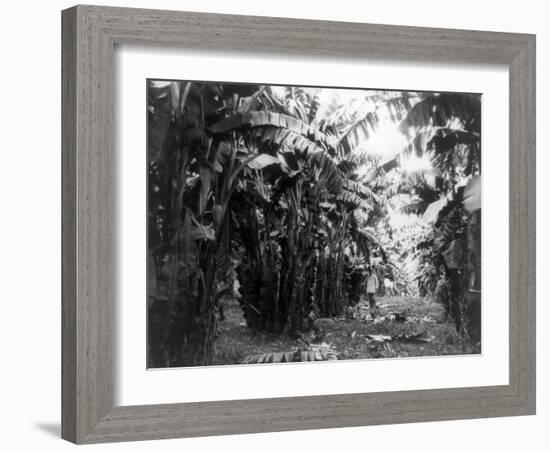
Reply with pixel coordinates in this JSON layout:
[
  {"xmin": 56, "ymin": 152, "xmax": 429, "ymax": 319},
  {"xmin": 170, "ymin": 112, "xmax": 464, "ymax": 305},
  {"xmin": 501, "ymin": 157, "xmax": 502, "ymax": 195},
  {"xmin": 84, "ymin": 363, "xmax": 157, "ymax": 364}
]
[
  {"xmin": 389, "ymin": 92, "xmax": 482, "ymax": 341},
  {"xmin": 148, "ymin": 81, "xmax": 267, "ymax": 366},
  {"xmin": 208, "ymin": 86, "xmax": 387, "ymax": 335}
]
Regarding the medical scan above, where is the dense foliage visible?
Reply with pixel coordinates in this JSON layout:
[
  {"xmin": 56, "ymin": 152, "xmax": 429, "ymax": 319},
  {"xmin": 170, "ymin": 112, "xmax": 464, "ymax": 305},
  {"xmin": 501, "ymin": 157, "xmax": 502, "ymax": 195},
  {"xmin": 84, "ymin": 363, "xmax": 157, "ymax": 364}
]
[{"xmin": 147, "ymin": 81, "xmax": 482, "ymax": 367}]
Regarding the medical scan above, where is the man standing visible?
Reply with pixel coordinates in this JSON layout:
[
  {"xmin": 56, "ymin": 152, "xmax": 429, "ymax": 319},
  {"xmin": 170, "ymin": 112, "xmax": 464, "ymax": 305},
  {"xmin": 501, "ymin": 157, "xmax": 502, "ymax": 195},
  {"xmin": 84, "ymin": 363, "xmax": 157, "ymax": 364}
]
[{"xmin": 366, "ymin": 268, "xmax": 379, "ymax": 317}]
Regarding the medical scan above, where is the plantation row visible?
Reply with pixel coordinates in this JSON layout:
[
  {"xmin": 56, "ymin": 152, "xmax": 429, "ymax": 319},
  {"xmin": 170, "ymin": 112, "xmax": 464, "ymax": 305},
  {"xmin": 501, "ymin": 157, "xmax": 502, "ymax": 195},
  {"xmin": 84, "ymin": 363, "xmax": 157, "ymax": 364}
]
[{"xmin": 147, "ymin": 82, "xmax": 481, "ymax": 367}]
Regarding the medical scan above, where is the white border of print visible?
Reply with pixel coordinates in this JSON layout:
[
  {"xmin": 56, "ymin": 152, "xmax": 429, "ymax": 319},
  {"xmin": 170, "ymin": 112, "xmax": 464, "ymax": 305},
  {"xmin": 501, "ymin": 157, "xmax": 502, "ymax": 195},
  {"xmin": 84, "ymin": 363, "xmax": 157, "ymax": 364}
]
[{"xmin": 114, "ymin": 45, "xmax": 509, "ymax": 406}]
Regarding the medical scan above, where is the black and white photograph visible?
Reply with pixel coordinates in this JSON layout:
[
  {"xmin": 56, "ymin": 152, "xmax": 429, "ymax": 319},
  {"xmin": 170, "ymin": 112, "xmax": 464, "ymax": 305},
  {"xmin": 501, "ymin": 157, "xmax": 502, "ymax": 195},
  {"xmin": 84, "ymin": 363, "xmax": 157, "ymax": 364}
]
[
  {"xmin": 147, "ymin": 80, "xmax": 482, "ymax": 369},
  {"xmin": 2, "ymin": 0, "xmax": 544, "ymax": 447}
]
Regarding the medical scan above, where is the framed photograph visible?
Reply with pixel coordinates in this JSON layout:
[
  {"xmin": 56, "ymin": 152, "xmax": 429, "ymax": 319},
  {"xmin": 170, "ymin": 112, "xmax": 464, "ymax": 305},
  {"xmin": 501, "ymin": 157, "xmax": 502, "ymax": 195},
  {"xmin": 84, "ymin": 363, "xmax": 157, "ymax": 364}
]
[{"xmin": 62, "ymin": 5, "xmax": 536, "ymax": 444}]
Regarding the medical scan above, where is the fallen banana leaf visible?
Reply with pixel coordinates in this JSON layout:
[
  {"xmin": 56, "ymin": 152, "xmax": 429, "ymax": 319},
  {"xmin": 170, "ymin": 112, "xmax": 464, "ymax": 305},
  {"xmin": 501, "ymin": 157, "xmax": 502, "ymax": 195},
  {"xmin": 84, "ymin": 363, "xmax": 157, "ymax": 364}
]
[
  {"xmin": 394, "ymin": 331, "xmax": 435, "ymax": 343},
  {"xmin": 365, "ymin": 334, "xmax": 393, "ymax": 343},
  {"xmin": 365, "ymin": 332, "xmax": 434, "ymax": 344},
  {"xmin": 239, "ymin": 344, "xmax": 336, "ymax": 364}
]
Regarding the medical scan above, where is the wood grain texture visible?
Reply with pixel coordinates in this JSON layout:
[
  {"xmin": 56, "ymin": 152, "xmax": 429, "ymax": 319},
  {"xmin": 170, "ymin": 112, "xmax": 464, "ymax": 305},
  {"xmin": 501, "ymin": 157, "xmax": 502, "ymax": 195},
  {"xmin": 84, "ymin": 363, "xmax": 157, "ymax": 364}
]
[
  {"xmin": 61, "ymin": 7, "xmax": 77, "ymax": 443},
  {"xmin": 61, "ymin": 4, "xmax": 536, "ymax": 444},
  {"xmin": 508, "ymin": 36, "xmax": 536, "ymax": 408}
]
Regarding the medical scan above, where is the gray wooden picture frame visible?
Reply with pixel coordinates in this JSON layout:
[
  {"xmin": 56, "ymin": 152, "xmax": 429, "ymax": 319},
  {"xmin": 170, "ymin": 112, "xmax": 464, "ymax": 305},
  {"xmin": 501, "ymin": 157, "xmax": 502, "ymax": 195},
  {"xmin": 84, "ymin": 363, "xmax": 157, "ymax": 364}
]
[{"xmin": 61, "ymin": 5, "xmax": 536, "ymax": 444}]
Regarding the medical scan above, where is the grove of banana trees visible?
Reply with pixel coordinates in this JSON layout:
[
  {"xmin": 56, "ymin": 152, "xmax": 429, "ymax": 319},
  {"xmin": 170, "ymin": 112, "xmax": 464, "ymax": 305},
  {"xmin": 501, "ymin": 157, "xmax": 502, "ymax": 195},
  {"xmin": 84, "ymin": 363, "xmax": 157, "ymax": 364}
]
[{"xmin": 147, "ymin": 80, "xmax": 482, "ymax": 368}]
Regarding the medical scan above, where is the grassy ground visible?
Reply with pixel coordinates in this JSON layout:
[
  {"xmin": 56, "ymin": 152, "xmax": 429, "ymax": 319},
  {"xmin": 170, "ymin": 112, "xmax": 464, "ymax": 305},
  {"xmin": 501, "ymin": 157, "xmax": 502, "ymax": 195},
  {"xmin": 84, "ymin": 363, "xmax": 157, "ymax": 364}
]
[{"xmin": 212, "ymin": 296, "xmax": 481, "ymax": 366}]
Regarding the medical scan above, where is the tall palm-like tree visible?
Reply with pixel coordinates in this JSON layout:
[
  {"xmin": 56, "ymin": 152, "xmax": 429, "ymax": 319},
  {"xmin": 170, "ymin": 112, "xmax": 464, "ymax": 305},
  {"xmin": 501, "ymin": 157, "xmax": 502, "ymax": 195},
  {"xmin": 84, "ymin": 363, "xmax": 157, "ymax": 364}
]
[
  {"xmin": 148, "ymin": 81, "xmax": 269, "ymax": 366},
  {"xmin": 208, "ymin": 86, "xmax": 387, "ymax": 335},
  {"xmin": 387, "ymin": 93, "xmax": 482, "ymax": 341}
]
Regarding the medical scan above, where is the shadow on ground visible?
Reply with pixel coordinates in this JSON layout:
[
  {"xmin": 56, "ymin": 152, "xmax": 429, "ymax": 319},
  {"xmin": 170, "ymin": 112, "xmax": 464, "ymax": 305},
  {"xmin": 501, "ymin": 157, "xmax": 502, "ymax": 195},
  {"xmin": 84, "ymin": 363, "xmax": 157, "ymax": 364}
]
[{"xmin": 35, "ymin": 422, "xmax": 61, "ymax": 438}]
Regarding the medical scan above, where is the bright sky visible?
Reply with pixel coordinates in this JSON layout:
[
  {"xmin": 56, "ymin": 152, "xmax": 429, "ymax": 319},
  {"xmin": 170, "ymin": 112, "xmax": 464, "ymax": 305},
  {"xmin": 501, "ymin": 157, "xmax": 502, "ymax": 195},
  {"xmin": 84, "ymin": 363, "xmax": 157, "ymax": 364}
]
[
  {"xmin": 153, "ymin": 81, "xmax": 433, "ymax": 175},
  {"xmin": 271, "ymin": 85, "xmax": 428, "ymax": 172}
]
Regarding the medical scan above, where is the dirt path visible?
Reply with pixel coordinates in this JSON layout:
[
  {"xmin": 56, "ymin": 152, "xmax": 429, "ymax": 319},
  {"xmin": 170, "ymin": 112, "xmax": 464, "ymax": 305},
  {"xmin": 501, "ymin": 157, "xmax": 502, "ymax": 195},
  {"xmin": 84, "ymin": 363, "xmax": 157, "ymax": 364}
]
[{"xmin": 213, "ymin": 296, "xmax": 480, "ymax": 365}]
